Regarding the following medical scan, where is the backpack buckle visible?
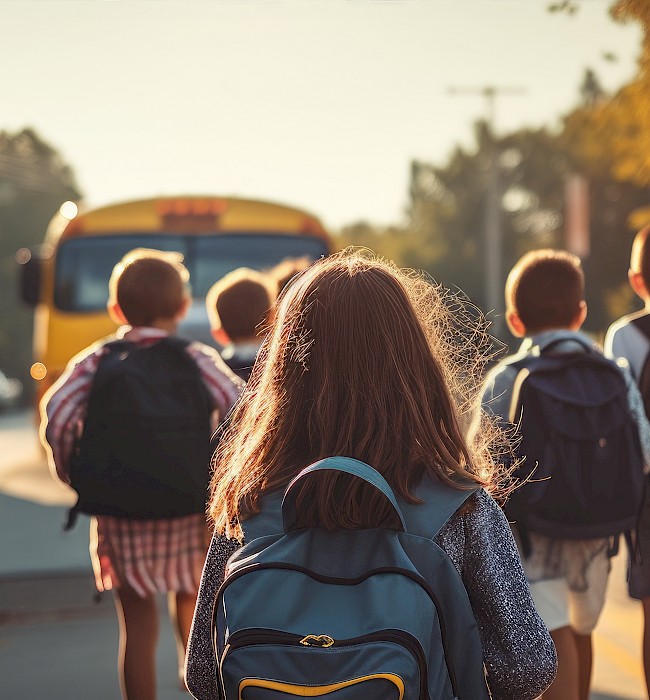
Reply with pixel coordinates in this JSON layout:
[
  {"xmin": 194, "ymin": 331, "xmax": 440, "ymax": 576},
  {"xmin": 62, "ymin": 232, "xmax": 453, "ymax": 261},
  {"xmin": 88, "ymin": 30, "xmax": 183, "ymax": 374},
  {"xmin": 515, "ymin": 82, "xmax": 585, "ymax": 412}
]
[{"xmin": 299, "ymin": 634, "xmax": 335, "ymax": 648}]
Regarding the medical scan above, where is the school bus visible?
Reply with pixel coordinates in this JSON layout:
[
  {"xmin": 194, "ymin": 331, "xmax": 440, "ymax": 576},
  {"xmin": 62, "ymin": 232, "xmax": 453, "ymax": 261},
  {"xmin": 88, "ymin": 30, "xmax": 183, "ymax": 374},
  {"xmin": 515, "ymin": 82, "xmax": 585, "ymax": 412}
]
[{"xmin": 20, "ymin": 195, "xmax": 332, "ymax": 400}]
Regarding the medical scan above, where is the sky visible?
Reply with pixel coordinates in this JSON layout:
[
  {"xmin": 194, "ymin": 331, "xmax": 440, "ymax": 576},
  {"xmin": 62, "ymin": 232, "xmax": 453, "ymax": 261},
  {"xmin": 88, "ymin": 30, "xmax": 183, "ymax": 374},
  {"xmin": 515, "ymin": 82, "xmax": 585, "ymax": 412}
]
[{"xmin": 1, "ymin": 0, "xmax": 643, "ymax": 230}]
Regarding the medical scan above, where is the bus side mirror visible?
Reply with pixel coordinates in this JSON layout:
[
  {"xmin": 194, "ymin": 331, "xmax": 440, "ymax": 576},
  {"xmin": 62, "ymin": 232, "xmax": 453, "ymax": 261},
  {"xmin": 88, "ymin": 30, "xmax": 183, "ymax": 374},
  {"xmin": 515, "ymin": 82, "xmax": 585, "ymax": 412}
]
[{"xmin": 17, "ymin": 248, "xmax": 42, "ymax": 307}]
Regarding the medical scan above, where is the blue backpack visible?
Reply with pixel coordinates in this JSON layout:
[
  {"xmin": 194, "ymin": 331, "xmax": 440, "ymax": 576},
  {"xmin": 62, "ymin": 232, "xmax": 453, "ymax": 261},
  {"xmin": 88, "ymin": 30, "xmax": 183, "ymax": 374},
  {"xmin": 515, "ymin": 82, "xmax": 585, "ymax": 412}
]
[{"xmin": 212, "ymin": 456, "xmax": 490, "ymax": 700}]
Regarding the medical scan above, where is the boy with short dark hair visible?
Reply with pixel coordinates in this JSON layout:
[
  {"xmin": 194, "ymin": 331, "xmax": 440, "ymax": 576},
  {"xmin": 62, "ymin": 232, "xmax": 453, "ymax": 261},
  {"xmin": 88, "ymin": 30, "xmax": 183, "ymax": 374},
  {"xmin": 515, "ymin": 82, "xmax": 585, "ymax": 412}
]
[
  {"xmin": 41, "ymin": 248, "xmax": 243, "ymax": 699},
  {"xmin": 206, "ymin": 267, "xmax": 274, "ymax": 381},
  {"xmin": 482, "ymin": 248, "xmax": 650, "ymax": 700},
  {"xmin": 605, "ymin": 225, "xmax": 650, "ymax": 697}
]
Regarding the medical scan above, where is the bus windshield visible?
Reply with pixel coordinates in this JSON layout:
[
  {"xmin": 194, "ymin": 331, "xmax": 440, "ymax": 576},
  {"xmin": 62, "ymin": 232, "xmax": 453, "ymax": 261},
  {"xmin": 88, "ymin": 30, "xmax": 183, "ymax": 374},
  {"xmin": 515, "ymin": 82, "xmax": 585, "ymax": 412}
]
[{"xmin": 54, "ymin": 233, "xmax": 328, "ymax": 312}]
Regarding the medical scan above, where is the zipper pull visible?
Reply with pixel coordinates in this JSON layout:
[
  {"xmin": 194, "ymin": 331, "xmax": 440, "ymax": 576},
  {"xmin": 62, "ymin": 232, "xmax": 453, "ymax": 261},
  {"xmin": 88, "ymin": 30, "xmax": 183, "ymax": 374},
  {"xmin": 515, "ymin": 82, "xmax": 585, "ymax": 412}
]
[{"xmin": 299, "ymin": 634, "xmax": 335, "ymax": 648}]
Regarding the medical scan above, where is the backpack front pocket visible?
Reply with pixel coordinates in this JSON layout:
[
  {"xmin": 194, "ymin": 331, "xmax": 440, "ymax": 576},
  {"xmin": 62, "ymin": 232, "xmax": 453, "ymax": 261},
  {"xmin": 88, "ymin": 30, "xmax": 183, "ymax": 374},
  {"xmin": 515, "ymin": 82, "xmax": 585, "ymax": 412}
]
[{"xmin": 219, "ymin": 629, "xmax": 431, "ymax": 699}]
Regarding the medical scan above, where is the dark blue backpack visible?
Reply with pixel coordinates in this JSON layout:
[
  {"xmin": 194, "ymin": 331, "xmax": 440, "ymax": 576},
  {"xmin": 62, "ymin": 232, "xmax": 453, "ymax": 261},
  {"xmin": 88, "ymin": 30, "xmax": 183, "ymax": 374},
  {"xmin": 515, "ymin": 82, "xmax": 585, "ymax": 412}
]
[
  {"xmin": 212, "ymin": 457, "xmax": 490, "ymax": 700},
  {"xmin": 505, "ymin": 338, "xmax": 644, "ymax": 546}
]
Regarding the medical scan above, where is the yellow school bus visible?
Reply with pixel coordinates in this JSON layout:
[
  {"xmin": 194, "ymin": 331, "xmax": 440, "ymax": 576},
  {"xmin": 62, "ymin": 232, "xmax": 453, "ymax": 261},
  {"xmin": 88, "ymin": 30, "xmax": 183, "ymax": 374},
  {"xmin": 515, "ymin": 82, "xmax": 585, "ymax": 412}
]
[{"xmin": 20, "ymin": 195, "xmax": 332, "ymax": 400}]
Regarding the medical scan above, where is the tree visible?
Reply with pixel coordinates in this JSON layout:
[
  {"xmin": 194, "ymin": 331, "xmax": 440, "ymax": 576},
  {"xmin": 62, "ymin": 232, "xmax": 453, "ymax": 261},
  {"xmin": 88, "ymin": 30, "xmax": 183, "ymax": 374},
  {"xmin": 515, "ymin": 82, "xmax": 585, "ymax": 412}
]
[
  {"xmin": 337, "ymin": 2, "xmax": 650, "ymax": 339},
  {"xmin": 0, "ymin": 128, "xmax": 82, "ymax": 398},
  {"xmin": 404, "ymin": 122, "xmax": 572, "ymax": 332},
  {"xmin": 341, "ymin": 65, "xmax": 649, "ymax": 338}
]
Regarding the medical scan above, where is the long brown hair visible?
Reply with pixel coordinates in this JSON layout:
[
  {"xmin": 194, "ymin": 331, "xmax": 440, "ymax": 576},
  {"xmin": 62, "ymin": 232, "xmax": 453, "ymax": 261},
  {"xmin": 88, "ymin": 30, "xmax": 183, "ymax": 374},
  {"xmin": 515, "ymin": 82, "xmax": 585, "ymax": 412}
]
[{"xmin": 210, "ymin": 249, "xmax": 502, "ymax": 538}]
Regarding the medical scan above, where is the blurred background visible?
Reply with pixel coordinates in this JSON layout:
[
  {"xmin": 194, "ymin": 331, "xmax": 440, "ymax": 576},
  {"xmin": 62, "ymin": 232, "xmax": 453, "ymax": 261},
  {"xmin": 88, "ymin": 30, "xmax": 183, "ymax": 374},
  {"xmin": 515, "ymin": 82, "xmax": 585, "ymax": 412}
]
[
  {"xmin": 1, "ymin": 1, "xmax": 650, "ymax": 697},
  {"xmin": 2, "ymin": 0, "xmax": 650, "ymax": 401}
]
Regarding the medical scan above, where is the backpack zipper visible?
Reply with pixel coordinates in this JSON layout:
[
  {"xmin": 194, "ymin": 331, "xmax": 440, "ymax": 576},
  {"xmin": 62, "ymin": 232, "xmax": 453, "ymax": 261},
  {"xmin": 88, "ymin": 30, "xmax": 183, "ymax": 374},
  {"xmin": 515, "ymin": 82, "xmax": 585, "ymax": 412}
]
[
  {"xmin": 220, "ymin": 628, "xmax": 429, "ymax": 699},
  {"xmin": 213, "ymin": 562, "xmax": 459, "ymax": 696}
]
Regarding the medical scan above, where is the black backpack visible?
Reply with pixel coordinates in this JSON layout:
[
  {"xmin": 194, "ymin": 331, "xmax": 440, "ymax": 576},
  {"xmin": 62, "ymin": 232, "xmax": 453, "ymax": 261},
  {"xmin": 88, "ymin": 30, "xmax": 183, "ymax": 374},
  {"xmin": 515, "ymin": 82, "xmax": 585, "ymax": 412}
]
[
  {"xmin": 66, "ymin": 336, "xmax": 214, "ymax": 528},
  {"xmin": 631, "ymin": 314, "xmax": 650, "ymax": 419},
  {"xmin": 505, "ymin": 338, "xmax": 645, "ymax": 548}
]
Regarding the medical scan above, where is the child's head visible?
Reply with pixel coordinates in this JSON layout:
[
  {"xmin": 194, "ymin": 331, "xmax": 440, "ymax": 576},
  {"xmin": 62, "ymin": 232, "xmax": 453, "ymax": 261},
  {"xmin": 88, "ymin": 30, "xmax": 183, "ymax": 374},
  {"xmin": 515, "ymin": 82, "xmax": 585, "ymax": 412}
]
[
  {"xmin": 628, "ymin": 226, "xmax": 650, "ymax": 303},
  {"xmin": 108, "ymin": 248, "xmax": 190, "ymax": 327},
  {"xmin": 505, "ymin": 249, "xmax": 586, "ymax": 337},
  {"xmin": 210, "ymin": 249, "xmax": 499, "ymax": 536},
  {"xmin": 206, "ymin": 268, "xmax": 274, "ymax": 345},
  {"xmin": 268, "ymin": 256, "xmax": 312, "ymax": 295}
]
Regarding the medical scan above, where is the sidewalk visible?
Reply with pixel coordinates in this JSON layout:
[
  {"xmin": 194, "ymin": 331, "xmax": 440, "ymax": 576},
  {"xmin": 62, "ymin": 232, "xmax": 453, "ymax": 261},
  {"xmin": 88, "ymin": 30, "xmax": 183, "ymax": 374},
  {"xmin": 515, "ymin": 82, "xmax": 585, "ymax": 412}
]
[
  {"xmin": 0, "ymin": 493, "xmax": 190, "ymax": 699},
  {"xmin": 0, "ymin": 412, "xmax": 191, "ymax": 699},
  {"xmin": 0, "ymin": 410, "xmax": 645, "ymax": 699}
]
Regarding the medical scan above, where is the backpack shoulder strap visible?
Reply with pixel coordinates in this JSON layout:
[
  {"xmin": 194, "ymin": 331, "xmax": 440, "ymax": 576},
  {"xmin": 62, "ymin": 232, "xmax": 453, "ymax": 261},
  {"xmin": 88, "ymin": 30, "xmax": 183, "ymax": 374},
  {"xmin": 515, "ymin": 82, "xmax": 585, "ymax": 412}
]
[
  {"xmin": 159, "ymin": 335, "xmax": 192, "ymax": 351},
  {"xmin": 242, "ymin": 463, "xmax": 479, "ymax": 543},
  {"xmin": 398, "ymin": 476, "xmax": 479, "ymax": 540},
  {"xmin": 98, "ymin": 338, "xmax": 135, "ymax": 357},
  {"xmin": 282, "ymin": 457, "xmax": 407, "ymax": 532},
  {"xmin": 540, "ymin": 336, "xmax": 594, "ymax": 356},
  {"xmin": 631, "ymin": 313, "xmax": 650, "ymax": 339}
]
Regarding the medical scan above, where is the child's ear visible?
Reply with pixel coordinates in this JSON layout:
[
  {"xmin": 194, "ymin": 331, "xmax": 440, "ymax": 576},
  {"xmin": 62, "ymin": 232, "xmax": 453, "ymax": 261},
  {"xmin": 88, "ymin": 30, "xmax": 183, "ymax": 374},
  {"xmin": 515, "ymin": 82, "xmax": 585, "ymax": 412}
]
[
  {"xmin": 107, "ymin": 301, "xmax": 128, "ymax": 325},
  {"xmin": 211, "ymin": 327, "xmax": 231, "ymax": 346},
  {"xmin": 506, "ymin": 310, "xmax": 527, "ymax": 338},
  {"xmin": 629, "ymin": 270, "xmax": 649, "ymax": 300},
  {"xmin": 173, "ymin": 295, "xmax": 191, "ymax": 322},
  {"xmin": 570, "ymin": 300, "xmax": 588, "ymax": 330}
]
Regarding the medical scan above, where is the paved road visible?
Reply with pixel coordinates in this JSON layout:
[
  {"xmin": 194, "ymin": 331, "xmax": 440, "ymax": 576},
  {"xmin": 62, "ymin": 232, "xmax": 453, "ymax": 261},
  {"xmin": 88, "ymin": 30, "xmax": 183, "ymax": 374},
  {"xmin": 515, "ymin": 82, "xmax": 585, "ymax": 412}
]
[
  {"xmin": 0, "ymin": 409, "xmax": 646, "ymax": 699},
  {"xmin": 0, "ymin": 411, "xmax": 191, "ymax": 698}
]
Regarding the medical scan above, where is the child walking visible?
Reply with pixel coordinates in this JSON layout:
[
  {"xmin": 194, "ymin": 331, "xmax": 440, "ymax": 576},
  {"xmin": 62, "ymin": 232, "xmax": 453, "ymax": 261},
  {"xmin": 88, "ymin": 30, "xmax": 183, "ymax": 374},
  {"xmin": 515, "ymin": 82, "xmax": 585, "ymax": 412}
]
[
  {"xmin": 481, "ymin": 249, "xmax": 650, "ymax": 700},
  {"xmin": 41, "ymin": 249, "xmax": 243, "ymax": 700},
  {"xmin": 605, "ymin": 225, "xmax": 650, "ymax": 697},
  {"xmin": 205, "ymin": 267, "xmax": 274, "ymax": 382},
  {"xmin": 185, "ymin": 250, "xmax": 557, "ymax": 700}
]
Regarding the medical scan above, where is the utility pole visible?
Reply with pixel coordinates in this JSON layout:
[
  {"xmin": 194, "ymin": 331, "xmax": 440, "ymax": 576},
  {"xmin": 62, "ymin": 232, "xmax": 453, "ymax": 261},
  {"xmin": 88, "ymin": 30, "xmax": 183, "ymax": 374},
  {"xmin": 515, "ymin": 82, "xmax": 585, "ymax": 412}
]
[{"xmin": 447, "ymin": 85, "xmax": 526, "ymax": 335}]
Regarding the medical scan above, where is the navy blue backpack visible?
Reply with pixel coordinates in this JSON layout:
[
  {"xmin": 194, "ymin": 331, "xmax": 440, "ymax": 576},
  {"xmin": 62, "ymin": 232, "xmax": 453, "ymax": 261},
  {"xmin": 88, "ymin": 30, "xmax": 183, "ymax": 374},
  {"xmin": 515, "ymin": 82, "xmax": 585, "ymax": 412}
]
[
  {"xmin": 212, "ymin": 457, "xmax": 490, "ymax": 700},
  {"xmin": 505, "ymin": 338, "xmax": 644, "ymax": 548}
]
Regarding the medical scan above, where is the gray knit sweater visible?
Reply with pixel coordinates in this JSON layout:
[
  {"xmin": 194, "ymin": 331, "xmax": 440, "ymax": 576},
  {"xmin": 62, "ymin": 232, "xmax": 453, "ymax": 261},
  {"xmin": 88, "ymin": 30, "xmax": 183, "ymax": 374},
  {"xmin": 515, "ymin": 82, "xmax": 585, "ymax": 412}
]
[{"xmin": 185, "ymin": 488, "xmax": 557, "ymax": 699}]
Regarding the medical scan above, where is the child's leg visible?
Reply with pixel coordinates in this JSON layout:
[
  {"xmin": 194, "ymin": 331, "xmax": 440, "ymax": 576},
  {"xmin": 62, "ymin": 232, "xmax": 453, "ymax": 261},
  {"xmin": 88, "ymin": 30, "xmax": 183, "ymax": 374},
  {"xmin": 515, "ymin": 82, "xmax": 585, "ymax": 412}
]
[
  {"xmin": 114, "ymin": 585, "xmax": 160, "ymax": 700},
  {"xmin": 629, "ymin": 485, "xmax": 650, "ymax": 697},
  {"xmin": 567, "ymin": 548, "xmax": 610, "ymax": 700},
  {"xmin": 527, "ymin": 577, "xmax": 579, "ymax": 700},
  {"xmin": 642, "ymin": 597, "xmax": 650, "ymax": 697},
  {"xmin": 168, "ymin": 590, "xmax": 199, "ymax": 685},
  {"xmin": 572, "ymin": 632, "xmax": 592, "ymax": 700},
  {"xmin": 542, "ymin": 626, "xmax": 580, "ymax": 700}
]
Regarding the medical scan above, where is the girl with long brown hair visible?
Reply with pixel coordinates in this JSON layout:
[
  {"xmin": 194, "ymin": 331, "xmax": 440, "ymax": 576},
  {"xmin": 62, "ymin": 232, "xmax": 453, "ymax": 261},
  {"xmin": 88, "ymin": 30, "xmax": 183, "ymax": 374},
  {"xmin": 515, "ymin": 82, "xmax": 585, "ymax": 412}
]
[{"xmin": 185, "ymin": 250, "xmax": 556, "ymax": 699}]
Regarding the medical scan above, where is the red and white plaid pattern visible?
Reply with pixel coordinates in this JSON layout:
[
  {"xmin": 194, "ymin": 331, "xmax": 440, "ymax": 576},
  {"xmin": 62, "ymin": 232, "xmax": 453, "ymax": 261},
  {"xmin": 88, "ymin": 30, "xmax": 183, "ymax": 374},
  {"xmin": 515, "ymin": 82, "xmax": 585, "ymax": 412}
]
[
  {"xmin": 90, "ymin": 513, "xmax": 211, "ymax": 597},
  {"xmin": 41, "ymin": 326, "xmax": 243, "ymax": 597}
]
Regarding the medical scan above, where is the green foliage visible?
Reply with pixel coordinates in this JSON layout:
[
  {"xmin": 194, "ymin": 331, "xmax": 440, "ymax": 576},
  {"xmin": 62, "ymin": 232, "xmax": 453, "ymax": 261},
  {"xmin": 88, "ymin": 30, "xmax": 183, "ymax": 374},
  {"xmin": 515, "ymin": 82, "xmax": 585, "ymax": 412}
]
[
  {"xmin": 0, "ymin": 128, "xmax": 81, "ymax": 398},
  {"xmin": 338, "ymin": 60, "xmax": 650, "ymax": 339}
]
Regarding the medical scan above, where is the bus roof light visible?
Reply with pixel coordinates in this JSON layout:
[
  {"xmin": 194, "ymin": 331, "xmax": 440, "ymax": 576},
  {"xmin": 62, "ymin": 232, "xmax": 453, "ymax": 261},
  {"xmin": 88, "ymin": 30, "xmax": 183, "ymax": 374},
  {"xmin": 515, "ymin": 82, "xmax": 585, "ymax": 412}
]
[{"xmin": 157, "ymin": 198, "xmax": 228, "ymax": 231}]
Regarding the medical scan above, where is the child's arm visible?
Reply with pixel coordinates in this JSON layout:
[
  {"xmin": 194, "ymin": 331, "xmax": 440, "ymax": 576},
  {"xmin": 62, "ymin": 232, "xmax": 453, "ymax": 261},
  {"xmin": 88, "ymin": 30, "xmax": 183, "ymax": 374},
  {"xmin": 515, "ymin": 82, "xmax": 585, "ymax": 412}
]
[
  {"xmin": 185, "ymin": 533, "xmax": 241, "ymax": 699},
  {"xmin": 185, "ymin": 342, "xmax": 244, "ymax": 427},
  {"xmin": 620, "ymin": 361, "xmax": 650, "ymax": 472},
  {"xmin": 39, "ymin": 348, "xmax": 102, "ymax": 484},
  {"xmin": 480, "ymin": 363, "xmax": 519, "ymax": 423},
  {"xmin": 447, "ymin": 490, "xmax": 557, "ymax": 699},
  {"xmin": 604, "ymin": 325, "xmax": 650, "ymax": 470}
]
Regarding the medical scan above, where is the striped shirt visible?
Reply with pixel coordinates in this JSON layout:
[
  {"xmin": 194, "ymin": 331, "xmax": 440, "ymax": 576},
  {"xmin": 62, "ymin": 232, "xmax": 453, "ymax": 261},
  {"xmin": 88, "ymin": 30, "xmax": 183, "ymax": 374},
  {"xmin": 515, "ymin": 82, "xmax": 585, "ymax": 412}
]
[{"xmin": 41, "ymin": 326, "xmax": 244, "ymax": 596}]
